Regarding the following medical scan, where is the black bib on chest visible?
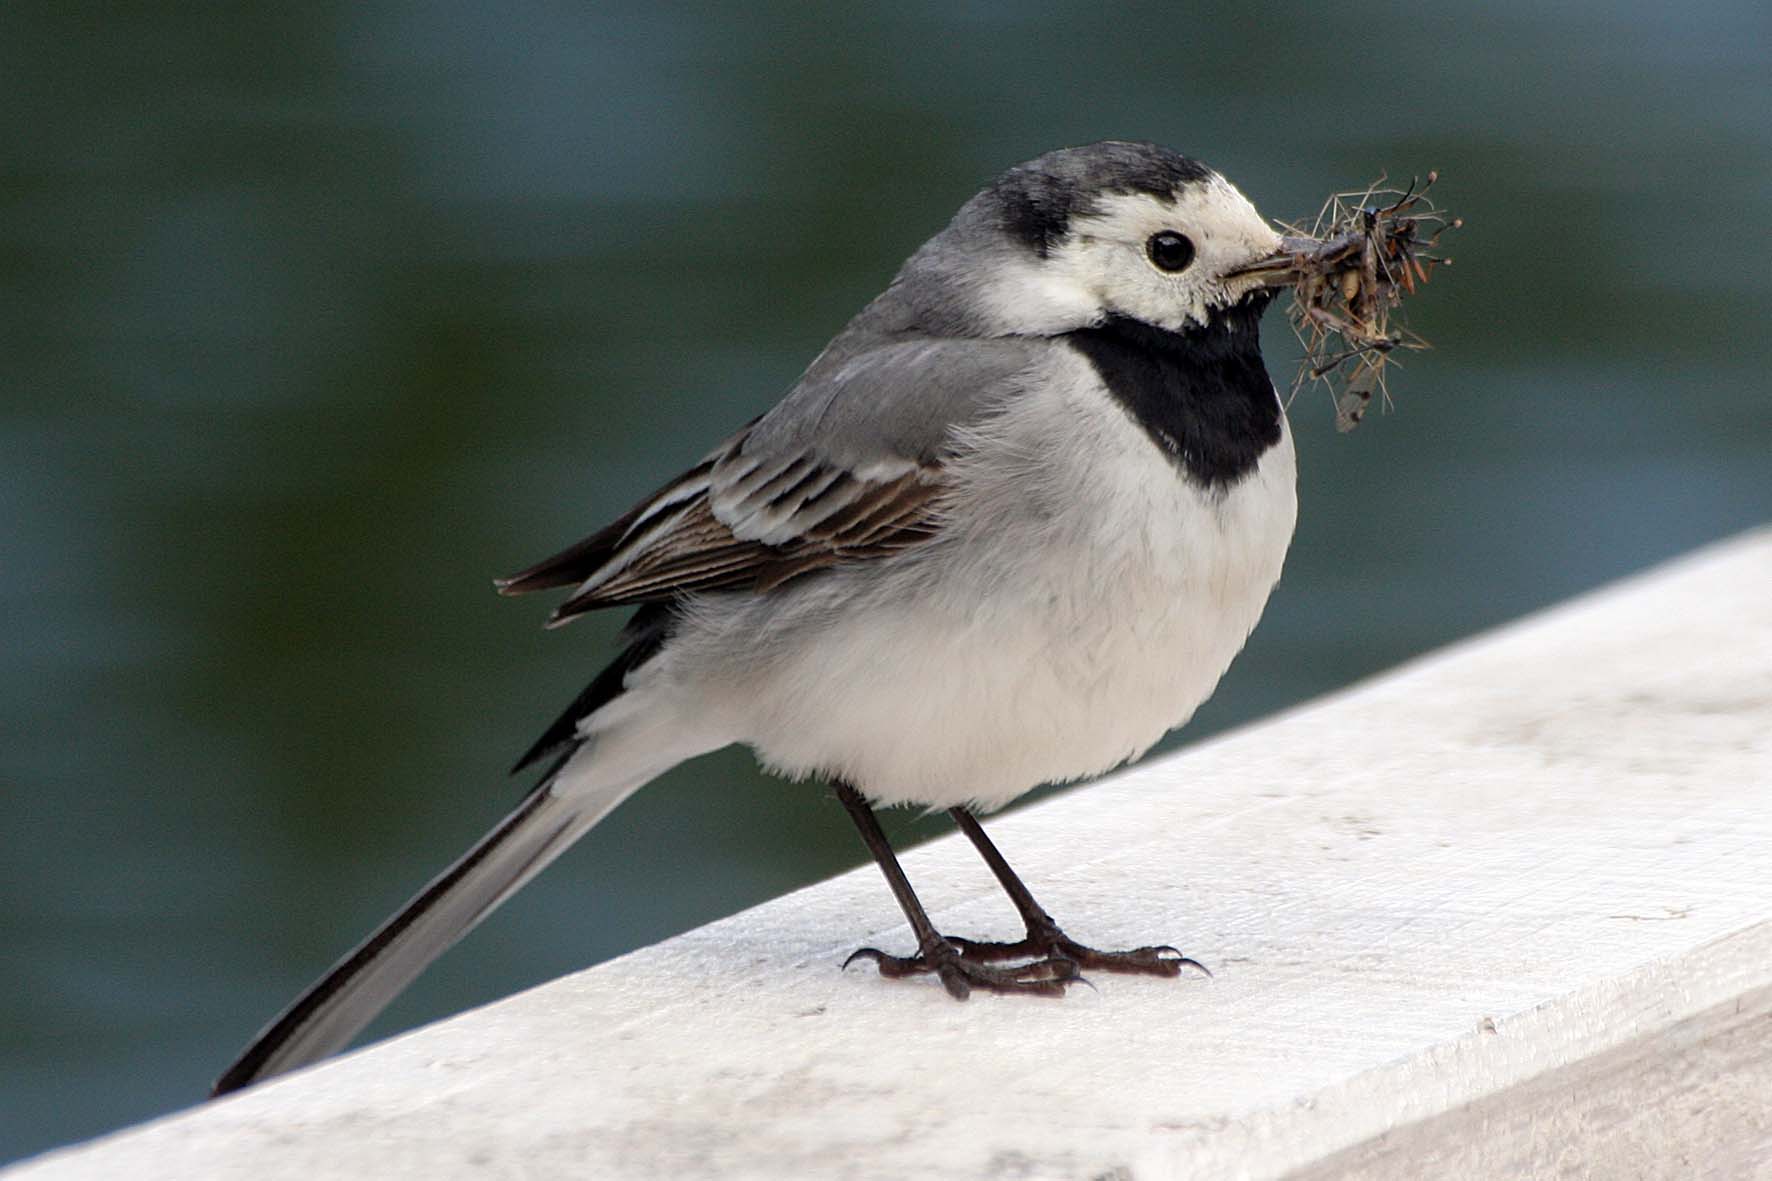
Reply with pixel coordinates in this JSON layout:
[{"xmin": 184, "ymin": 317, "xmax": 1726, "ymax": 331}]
[{"xmin": 1065, "ymin": 295, "xmax": 1281, "ymax": 488}]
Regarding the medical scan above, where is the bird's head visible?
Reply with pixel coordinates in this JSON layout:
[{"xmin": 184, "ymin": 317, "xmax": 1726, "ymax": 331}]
[{"xmin": 889, "ymin": 140, "xmax": 1299, "ymax": 338}]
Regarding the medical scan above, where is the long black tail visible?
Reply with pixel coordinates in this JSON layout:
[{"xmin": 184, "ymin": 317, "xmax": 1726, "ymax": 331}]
[{"xmin": 213, "ymin": 779, "xmax": 613, "ymax": 1094}]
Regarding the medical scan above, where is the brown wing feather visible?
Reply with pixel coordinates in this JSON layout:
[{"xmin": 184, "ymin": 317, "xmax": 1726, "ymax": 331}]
[
  {"xmin": 502, "ymin": 452, "xmax": 946, "ymax": 627},
  {"xmin": 493, "ymin": 459, "xmax": 717, "ymax": 597}
]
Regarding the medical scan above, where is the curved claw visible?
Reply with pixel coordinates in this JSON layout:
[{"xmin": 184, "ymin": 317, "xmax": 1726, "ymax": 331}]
[
  {"xmin": 1146, "ymin": 946, "xmax": 1212, "ymax": 978},
  {"xmin": 841, "ymin": 946, "xmax": 884, "ymax": 972},
  {"xmin": 842, "ymin": 945, "xmax": 931, "ymax": 979}
]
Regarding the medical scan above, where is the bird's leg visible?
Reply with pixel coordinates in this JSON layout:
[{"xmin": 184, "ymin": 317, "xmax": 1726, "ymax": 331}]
[
  {"xmin": 833, "ymin": 782, "xmax": 1081, "ymax": 999},
  {"xmin": 944, "ymin": 807, "xmax": 1206, "ymax": 978}
]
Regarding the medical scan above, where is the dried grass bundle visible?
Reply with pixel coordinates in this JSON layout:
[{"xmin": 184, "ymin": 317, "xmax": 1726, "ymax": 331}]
[{"xmin": 1268, "ymin": 175, "xmax": 1460, "ymax": 431}]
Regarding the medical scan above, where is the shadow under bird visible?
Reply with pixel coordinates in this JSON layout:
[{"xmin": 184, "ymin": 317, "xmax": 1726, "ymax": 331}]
[{"xmin": 214, "ymin": 139, "xmax": 1318, "ymax": 1096}]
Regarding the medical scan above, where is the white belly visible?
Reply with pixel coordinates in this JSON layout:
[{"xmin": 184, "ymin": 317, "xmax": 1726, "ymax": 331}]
[{"xmin": 642, "ymin": 368, "xmax": 1298, "ymax": 810}]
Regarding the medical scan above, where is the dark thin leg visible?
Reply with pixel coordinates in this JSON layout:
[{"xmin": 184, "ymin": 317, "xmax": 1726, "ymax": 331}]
[
  {"xmin": 948, "ymin": 807, "xmax": 1060, "ymax": 931},
  {"xmin": 833, "ymin": 782, "xmax": 1080, "ymax": 999},
  {"xmin": 834, "ymin": 783, "xmax": 949, "ymax": 959},
  {"xmin": 946, "ymin": 807, "xmax": 1207, "ymax": 978}
]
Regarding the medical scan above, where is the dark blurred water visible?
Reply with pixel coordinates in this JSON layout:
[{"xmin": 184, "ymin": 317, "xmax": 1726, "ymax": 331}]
[{"xmin": 3, "ymin": 1, "xmax": 1769, "ymax": 1162}]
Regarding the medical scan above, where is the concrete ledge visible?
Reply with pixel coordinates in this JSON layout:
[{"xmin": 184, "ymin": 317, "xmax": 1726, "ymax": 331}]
[{"xmin": 11, "ymin": 527, "xmax": 1771, "ymax": 1180}]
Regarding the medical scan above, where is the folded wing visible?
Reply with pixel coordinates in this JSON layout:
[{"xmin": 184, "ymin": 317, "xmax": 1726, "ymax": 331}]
[{"xmin": 497, "ymin": 335, "xmax": 1047, "ymax": 626}]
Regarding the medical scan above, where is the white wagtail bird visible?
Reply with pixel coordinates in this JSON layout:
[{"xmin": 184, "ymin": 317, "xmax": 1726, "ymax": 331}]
[{"xmin": 214, "ymin": 140, "xmax": 1308, "ymax": 1095}]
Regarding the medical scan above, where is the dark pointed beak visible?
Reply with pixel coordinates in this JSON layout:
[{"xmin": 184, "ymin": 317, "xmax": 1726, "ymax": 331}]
[{"xmin": 1225, "ymin": 236, "xmax": 1324, "ymax": 288}]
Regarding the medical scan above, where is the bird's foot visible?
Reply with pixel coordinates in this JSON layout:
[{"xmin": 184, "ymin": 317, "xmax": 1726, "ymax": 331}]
[
  {"xmin": 842, "ymin": 938, "xmax": 1082, "ymax": 999},
  {"xmin": 948, "ymin": 919, "xmax": 1208, "ymax": 979}
]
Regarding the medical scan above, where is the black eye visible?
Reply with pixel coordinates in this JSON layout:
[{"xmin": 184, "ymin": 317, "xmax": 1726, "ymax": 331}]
[{"xmin": 1146, "ymin": 230, "xmax": 1195, "ymax": 273}]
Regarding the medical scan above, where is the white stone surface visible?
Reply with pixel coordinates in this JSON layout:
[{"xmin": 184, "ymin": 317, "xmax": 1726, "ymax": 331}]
[{"xmin": 10, "ymin": 527, "xmax": 1771, "ymax": 1180}]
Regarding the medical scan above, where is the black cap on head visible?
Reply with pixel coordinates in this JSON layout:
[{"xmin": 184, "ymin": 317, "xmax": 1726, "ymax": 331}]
[{"xmin": 990, "ymin": 141, "xmax": 1215, "ymax": 257}]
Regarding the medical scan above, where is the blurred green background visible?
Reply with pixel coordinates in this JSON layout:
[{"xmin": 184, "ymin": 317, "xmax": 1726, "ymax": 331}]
[{"xmin": 3, "ymin": 1, "xmax": 1769, "ymax": 1163}]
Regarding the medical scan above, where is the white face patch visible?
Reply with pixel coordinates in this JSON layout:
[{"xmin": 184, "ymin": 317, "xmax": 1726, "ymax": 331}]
[
  {"xmin": 963, "ymin": 247, "xmax": 1106, "ymax": 337},
  {"xmin": 1043, "ymin": 174, "xmax": 1281, "ymax": 331}
]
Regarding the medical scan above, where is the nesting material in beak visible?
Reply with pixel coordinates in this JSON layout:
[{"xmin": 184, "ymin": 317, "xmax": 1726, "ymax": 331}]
[{"xmin": 1234, "ymin": 174, "xmax": 1461, "ymax": 432}]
